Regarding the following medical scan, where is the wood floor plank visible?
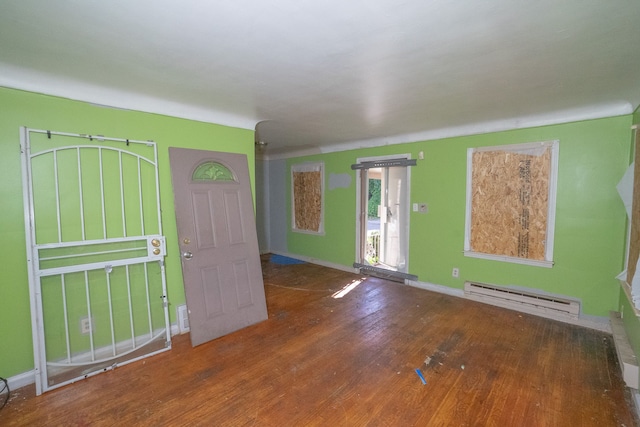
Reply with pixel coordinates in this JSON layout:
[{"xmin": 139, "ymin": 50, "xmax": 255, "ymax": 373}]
[{"xmin": 1, "ymin": 256, "xmax": 637, "ymax": 426}]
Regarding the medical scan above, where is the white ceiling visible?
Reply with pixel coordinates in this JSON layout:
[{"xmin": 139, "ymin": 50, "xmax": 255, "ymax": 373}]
[{"xmin": 1, "ymin": 1, "xmax": 639, "ymax": 157}]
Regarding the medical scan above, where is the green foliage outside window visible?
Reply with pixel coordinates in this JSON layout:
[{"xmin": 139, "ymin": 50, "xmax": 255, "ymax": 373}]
[{"xmin": 367, "ymin": 179, "xmax": 381, "ymax": 218}]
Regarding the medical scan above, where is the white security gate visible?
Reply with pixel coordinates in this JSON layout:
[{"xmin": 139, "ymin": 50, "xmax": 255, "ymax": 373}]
[{"xmin": 20, "ymin": 127, "xmax": 171, "ymax": 395}]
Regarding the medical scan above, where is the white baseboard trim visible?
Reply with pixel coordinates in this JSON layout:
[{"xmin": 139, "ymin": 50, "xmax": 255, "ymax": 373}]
[
  {"xmin": 268, "ymin": 251, "xmax": 358, "ymax": 274},
  {"xmin": 271, "ymin": 252, "xmax": 610, "ymax": 331},
  {"xmin": 572, "ymin": 314, "xmax": 611, "ymax": 333},
  {"xmin": 273, "ymin": 255, "xmax": 611, "ymax": 333},
  {"xmin": 5, "ymin": 369, "xmax": 35, "ymax": 391},
  {"xmin": 405, "ymin": 279, "xmax": 465, "ymax": 298},
  {"xmin": 170, "ymin": 323, "xmax": 180, "ymax": 336}
]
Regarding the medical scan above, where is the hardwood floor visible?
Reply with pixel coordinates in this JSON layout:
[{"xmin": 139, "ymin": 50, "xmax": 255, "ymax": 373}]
[{"xmin": 1, "ymin": 256, "xmax": 638, "ymax": 426}]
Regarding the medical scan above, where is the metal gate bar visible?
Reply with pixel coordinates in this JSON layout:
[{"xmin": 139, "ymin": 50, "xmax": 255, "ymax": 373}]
[{"xmin": 44, "ymin": 263, "xmax": 166, "ymax": 367}]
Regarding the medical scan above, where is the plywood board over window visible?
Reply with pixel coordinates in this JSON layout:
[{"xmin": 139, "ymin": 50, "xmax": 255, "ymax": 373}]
[
  {"xmin": 464, "ymin": 141, "xmax": 559, "ymax": 267},
  {"xmin": 291, "ymin": 162, "xmax": 324, "ymax": 234}
]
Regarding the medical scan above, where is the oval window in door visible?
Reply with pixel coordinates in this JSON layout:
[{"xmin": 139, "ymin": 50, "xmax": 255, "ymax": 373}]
[{"xmin": 192, "ymin": 161, "xmax": 236, "ymax": 182}]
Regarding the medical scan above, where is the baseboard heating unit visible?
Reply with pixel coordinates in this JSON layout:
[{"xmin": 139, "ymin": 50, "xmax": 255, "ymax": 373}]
[{"xmin": 464, "ymin": 281, "xmax": 580, "ymax": 319}]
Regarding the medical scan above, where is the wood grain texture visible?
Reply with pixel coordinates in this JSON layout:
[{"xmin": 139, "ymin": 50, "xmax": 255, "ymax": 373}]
[
  {"xmin": 470, "ymin": 147, "xmax": 550, "ymax": 260},
  {"xmin": 1, "ymin": 256, "xmax": 637, "ymax": 426},
  {"xmin": 293, "ymin": 170, "xmax": 322, "ymax": 232}
]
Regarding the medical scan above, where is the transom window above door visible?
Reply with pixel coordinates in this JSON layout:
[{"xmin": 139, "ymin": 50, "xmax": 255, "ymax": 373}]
[{"xmin": 192, "ymin": 161, "xmax": 236, "ymax": 182}]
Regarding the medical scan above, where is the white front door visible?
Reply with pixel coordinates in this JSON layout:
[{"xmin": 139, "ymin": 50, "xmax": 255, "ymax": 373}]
[{"xmin": 169, "ymin": 148, "xmax": 267, "ymax": 347}]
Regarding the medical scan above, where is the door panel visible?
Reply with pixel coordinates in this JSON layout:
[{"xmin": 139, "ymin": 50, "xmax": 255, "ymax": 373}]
[
  {"xmin": 193, "ymin": 191, "xmax": 216, "ymax": 248},
  {"xmin": 169, "ymin": 148, "xmax": 267, "ymax": 347},
  {"xmin": 224, "ymin": 190, "xmax": 245, "ymax": 243},
  {"xmin": 201, "ymin": 266, "xmax": 224, "ymax": 315},
  {"xmin": 382, "ymin": 166, "xmax": 407, "ymax": 270}
]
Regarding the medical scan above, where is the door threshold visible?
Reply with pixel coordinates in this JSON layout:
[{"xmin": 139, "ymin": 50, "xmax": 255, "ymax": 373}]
[{"xmin": 353, "ymin": 263, "xmax": 417, "ymax": 282}]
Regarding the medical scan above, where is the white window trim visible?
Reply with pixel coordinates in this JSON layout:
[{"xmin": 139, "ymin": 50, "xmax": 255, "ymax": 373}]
[
  {"xmin": 291, "ymin": 161, "xmax": 325, "ymax": 235},
  {"xmin": 463, "ymin": 140, "xmax": 559, "ymax": 268}
]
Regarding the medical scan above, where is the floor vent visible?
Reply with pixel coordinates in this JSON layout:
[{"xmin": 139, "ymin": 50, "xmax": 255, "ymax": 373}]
[
  {"xmin": 464, "ymin": 281, "xmax": 580, "ymax": 317},
  {"xmin": 177, "ymin": 305, "xmax": 190, "ymax": 334}
]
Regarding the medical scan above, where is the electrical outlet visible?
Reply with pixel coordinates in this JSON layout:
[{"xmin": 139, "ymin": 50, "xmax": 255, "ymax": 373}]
[
  {"xmin": 452, "ymin": 268, "xmax": 459, "ymax": 278},
  {"xmin": 80, "ymin": 316, "xmax": 92, "ymax": 334}
]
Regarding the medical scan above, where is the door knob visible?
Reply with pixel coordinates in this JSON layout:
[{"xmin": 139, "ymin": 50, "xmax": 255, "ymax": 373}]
[{"xmin": 183, "ymin": 251, "xmax": 193, "ymax": 260}]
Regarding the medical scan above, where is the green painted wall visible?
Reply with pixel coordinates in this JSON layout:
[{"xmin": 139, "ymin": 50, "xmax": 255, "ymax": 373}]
[
  {"xmin": 288, "ymin": 116, "xmax": 632, "ymax": 317},
  {"xmin": 0, "ymin": 87, "xmax": 255, "ymax": 378}
]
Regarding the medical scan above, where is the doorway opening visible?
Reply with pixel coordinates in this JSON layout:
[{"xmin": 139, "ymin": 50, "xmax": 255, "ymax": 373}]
[{"xmin": 353, "ymin": 155, "xmax": 417, "ymax": 282}]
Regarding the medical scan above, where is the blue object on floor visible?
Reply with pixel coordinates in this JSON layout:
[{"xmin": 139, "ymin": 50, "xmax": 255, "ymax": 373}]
[
  {"xmin": 415, "ymin": 368, "xmax": 427, "ymax": 385},
  {"xmin": 270, "ymin": 254, "xmax": 306, "ymax": 265}
]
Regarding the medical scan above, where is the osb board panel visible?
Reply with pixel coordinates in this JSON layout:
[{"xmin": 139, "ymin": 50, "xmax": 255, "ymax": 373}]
[
  {"xmin": 470, "ymin": 147, "xmax": 551, "ymax": 260},
  {"xmin": 628, "ymin": 130, "xmax": 640, "ymax": 283},
  {"xmin": 293, "ymin": 171, "xmax": 321, "ymax": 232}
]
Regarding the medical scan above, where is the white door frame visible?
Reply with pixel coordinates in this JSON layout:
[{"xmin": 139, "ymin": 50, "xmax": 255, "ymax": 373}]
[{"xmin": 354, "ymin": 153, "xmax": 412, "ymax": 276}]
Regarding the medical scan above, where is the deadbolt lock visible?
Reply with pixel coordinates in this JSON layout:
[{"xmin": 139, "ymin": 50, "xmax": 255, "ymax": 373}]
[
  {"xmin": 183, "ymin": 238, "xmax": 191, "ymax": 245},
  {"xmin": 147, "ymin": 235, "xmax": 166, "ymax": 258}
]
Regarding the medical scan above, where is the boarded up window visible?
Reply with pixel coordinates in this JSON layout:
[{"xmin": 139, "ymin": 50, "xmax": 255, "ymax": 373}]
[
  {"xmin": 464, "ymin": 141, "xmax": 559, "ymax": 267},
  {"xmin": 291, "ymin": 162, "xmax": 324, "ymax": 234}
]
